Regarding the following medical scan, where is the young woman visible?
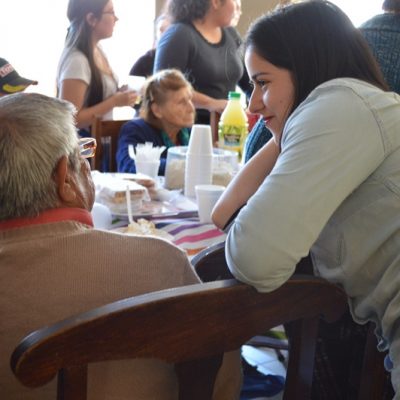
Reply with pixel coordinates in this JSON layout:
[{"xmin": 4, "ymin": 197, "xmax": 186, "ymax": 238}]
[
  {"xmin": 116, "ymin": 69, "xmax": 195, "ymax": 175},
  {"xmin": 212, "ymin": 0, "xmax": 400, "ymax": 395},
  {"xmin": 154, "ymin": 0, "xmax": 250, "ymax": 124},
  {"xmin": 57, "ymin": 0, "xmax": 137, "ymax": 134}
]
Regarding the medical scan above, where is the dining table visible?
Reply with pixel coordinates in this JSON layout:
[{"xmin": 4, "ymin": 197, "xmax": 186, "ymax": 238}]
[{"xmin": 92, "ymin": 171, "xmax": 227, "ymax": 259}]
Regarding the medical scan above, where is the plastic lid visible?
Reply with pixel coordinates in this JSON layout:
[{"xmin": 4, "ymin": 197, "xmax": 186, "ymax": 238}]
[{"xmin": 228, "ymin": 91, "xmax": 241, "ymax": 99}]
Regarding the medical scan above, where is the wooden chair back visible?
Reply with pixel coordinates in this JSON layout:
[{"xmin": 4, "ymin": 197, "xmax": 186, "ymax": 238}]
[
  {"xmin": 192, "ymin": 242, "xmax": 393, "ymax": 399},
  {"xmin": 91, "ymin": 117, "xmax": 129, "ymax": 172},
  {"xmin": 11, "ymin": 276, "xmax": 347, "ymax": 400}
]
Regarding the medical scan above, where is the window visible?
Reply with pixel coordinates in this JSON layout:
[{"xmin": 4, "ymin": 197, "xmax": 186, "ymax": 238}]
[
  {"xmin": 330, "ymin": 0, "xmax": 382, "ymax": 26},
  {"xmin": 0, "ymin": 0, "xmax": 155, "ymax": 96}
]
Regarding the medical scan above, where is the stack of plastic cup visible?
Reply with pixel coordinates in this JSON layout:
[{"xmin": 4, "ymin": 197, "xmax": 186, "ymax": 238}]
[{"xmin": 184, "ymin": 125, "xmax": 213, "ymax": 198}]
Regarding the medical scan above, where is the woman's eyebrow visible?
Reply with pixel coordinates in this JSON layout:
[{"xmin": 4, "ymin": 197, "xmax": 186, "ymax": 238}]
[{"xmin": 251, "ymin": 72, "xmax": 272, "ymax": 80}]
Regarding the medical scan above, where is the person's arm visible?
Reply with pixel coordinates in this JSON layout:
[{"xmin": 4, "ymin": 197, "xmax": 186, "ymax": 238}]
[
  {"xmin": 192, "ymin": 90, "xmax": 227, "ymax": 113},
  {"xmin": 212, "ymin": 138, "xmax": 279, "ymax": 229},
  {"xmin": 224, "ymin": 84, "xmax": 385, "ymax": 293},
  {"xmin": 59, "ymin": 79, "xmax": 137, "ymax": 128}
]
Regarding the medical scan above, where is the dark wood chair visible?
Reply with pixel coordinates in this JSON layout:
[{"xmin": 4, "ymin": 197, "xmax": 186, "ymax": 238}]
[
  {"xmin": 192, "ymin": 241, "xmax": 393, "ymax": 399},
  {"xmin": 11, "ymin": 275, "xmax": 347, "ymax": 400},
  {"xmin": 91, "ymin": 117, "xmax": 129, "ymax": 172}
]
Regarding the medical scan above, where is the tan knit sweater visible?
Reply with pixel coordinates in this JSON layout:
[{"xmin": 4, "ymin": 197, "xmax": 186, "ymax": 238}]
[{"xmin": 0, "ymin": 221, "xmax": 240, "ymax": 399}]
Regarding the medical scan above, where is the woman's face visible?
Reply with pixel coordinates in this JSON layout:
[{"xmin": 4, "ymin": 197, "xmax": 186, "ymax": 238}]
[
  {"xmin": 153, "ymin": 86, "xmax": 195, "ymax": 129},
  {"xmin": 91, "ymin": 0, "xmax": 118, "ymax": 41},
  {"xmin": 215, "ymin": 0, "xmax": 236, "ymax": 27},
  {"xmin": 245, "ymin": 48, "xmax": 295, "ymax": 144}
]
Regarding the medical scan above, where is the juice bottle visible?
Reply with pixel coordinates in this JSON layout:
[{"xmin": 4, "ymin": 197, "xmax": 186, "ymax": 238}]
[{"xmin": 218, "ymin": 91, "xmax": 248, "ymax": 158}]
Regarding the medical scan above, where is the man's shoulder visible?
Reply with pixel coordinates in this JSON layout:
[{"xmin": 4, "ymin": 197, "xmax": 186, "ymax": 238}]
[
  {"xmin": 360, "ymin": 13, "xmax": 400, "ymax": 31},
  {"xmin": 90, "ymin": 229, "xmax": 188, "ymax": 258}
]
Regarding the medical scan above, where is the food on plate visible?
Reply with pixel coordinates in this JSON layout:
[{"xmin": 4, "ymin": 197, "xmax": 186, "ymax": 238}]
[
  {"xmin": 125, "ymin": 219, "xmax": 173, "ymax": 240},
  {"xmin": 96, "ymin": 178, "xmax": 148, "ymax": 213},
  {"xmin": 116, "ymin": 172, "xmax": 155, "ymax": 189}
]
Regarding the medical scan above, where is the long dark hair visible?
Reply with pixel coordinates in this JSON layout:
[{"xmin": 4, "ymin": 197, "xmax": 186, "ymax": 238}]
[
  {"xmin": 245, "ymin": 0, "xmax": 389, "ymax": 114},
  {"xmin": 65, "ymin": 0, "xmax": 108, "ymax": 107}
]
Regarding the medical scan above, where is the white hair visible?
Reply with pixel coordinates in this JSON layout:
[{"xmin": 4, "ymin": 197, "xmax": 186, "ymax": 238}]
[{"xmin": 0, "ymin": 93, "xmax": 79, "ymax": 220}]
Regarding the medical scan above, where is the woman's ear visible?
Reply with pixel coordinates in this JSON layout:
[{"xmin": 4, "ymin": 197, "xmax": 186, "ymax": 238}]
[
  {"xmin": 210, "ymin": 0, "xmax": 221, "ymax": 10},
  {"xmin": 86, "ymin": 12, "xmax": 98, "ymax": 28},
  {"xmin": 151, "ymin": 102, "xmax": 163, "ymax": 119},
  {"xmin": 54, "ymin": 156, "xmax": 77, "ymax": 204}
]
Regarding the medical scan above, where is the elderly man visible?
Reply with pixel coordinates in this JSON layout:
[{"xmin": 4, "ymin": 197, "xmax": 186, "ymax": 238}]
[{"xmin": 0, "ymin": 93, "xmax": 240, "ymax": 400}]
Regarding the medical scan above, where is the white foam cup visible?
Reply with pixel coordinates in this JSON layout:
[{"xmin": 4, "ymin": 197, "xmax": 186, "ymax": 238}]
[
  {"xmin": 187, "ymin": 124, "xmax": 213, "ymax": 155},
  {"xmin": 91, "ymin": 202, "xmax": 112, "ymax": 230},
  {"xmin": 184, "ymin": 154, "xmax": 213, "ymax": 197},
  {"xmin": 195, "ymin": 184, "xmax": 225, "ymax": 224}
]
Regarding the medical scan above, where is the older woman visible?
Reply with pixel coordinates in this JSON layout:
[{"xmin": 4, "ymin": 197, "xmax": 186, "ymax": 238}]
[
  {"xmin": 57, "ymin": 0, "xmax": 137, "ymax": 135},
  {"xmin": 116, "ymin": 68, "xmax": 195, "ymax": 175}
]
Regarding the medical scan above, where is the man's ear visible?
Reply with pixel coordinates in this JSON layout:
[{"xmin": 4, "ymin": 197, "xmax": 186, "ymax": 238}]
[{"xmin": 54, "ymin": 156, "xmax": 77, "ymax": 204}]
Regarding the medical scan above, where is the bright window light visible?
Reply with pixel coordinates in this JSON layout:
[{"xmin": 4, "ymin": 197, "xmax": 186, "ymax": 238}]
[
  {"xmin": 330, "ymin": 0, "xmax": 383, "ymax": 27},
  {"xmin": 0, "ymin": 0, "xmax": 155, "ymax": 96}
]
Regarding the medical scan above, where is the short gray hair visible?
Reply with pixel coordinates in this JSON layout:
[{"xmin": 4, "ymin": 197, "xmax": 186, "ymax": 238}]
[{"xmin": 0, "ymin": 93, "xmax": 79, "ymax": 220}]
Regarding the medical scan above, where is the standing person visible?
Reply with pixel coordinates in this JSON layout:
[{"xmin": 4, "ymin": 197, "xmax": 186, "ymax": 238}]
[
  {"xmin": 154, "ymin": 0, "xmax": 251, "ymax": 125},
  {"xmin": 129, "ymin": 13, "xmax": 172, "ymax": 78},
  {"xmin": 117, "ymin": 69, "xmax": 195, "ymax": 175},
  {"xmin": 360, "ymin": 0, "xmax": 400, "ymax": 93},
  {"xmin": 212, "ymin": 0, "xmax": 400, "ymax": 397},
  {"xmin": 0, "ymin": 58, "xmax": 37, "ymax": 96},
  {"xmin": 57, "ymin": 0, "xmax": 138, "ymax": 136},
  {"xmin": 0, "ymin": 92, "xmax": 241, "ymax": 400}
]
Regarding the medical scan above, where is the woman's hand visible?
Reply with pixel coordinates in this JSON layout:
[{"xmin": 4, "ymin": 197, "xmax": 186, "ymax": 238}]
[
  {"xmin": 207, "ymin": 98, "xmax": 228, "ymax": 113},
  {"xmin": 113, "ymin": 89, "xmax": 138, "ymax": 107}
]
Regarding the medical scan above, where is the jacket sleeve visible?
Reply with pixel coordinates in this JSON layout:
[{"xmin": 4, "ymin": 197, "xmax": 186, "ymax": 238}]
[
  {"xmin": 225, "ymin": 84, "xmax": 385, "ymax": 292},
  {"xmin": 116, "ymin": 120, "xmax": 146, "ymax": 173}
]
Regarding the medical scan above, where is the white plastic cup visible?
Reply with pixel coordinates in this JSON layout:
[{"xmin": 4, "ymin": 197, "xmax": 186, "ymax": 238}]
[
  {"xmin": 187, "ymin": 124, "xmax": 213, "ymax": 155},
  {"xmin": 124, "ymin": 75, "xmax": 146, "ymax": 92},
  {"xmin": 184, "ymin": 154, "xmax": 213, "ymax": 197},
  {"xmin": 195, "ymin": 184, "xmax": 225, "ymax": 223},
  {"xmin": 91, "ymin": 202, "xmax": 112, "ymax": 230},
  {"xmin": 135, "ymin": 160, "xmax": 160, "ymax": 180}
]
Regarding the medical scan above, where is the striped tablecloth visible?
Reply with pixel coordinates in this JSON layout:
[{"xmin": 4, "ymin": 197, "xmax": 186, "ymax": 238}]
[{"xmin": 153, "ymin": 217, "xmax": 226, "ymax": 258}]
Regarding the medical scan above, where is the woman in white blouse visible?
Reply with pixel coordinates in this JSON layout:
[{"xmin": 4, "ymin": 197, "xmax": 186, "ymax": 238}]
[{"xmin": 57, "ymin": 0, "xmax": 137, "ymax": 134}]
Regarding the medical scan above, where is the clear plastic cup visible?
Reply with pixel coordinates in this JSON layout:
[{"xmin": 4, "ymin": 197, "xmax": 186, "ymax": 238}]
[{"xmin": 135, "ymin": 160, "xmax": 160, "ymax": 180}]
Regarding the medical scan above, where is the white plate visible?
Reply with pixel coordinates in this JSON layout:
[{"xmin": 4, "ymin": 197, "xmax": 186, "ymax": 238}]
[
  {"xmin": 111, "ymin": 195, "xmax": 198, "ymax": 219},
  {"xmin": 111, "ymin": 226, "xmax": 174, "ymax": 242}
]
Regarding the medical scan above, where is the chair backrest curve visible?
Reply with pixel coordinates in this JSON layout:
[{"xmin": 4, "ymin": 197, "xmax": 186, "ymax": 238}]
[{"xmin": 11, "ymin": 276, "xmax": 347, "ymax": 390}]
